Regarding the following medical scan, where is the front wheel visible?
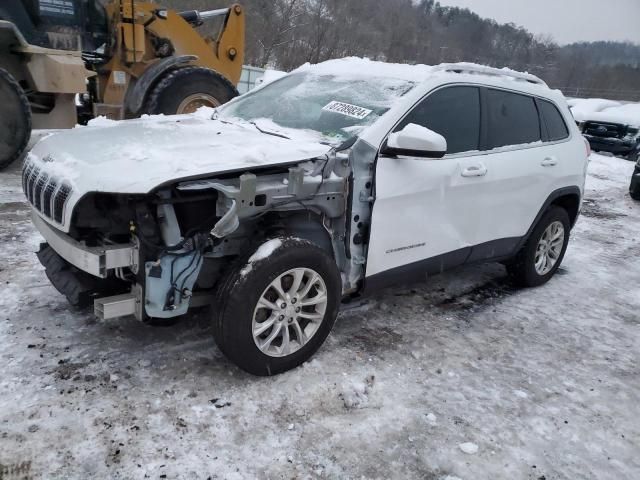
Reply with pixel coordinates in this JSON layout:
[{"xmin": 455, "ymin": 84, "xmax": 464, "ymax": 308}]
[
  {"xmin": 213, "ymin": 238, "xmax": 342, "ymax": 376},
  {"xmin": 145, "ymin": 66, "xmax": 238, "ymax": 115},
  {"xmin": 507, "ymin": 206, "xmax": 571, "ymax": 287}
]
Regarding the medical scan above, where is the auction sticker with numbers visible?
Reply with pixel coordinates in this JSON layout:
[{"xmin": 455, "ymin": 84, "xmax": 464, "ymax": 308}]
[{"xmin": 321, "ymin": 101, "xmax": 372, "ymax": 120}]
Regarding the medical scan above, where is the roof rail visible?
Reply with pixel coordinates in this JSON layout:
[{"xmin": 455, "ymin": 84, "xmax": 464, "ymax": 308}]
[{"xmin": 433, "ymin": 63, "xmax": 547, "ymax": 86}]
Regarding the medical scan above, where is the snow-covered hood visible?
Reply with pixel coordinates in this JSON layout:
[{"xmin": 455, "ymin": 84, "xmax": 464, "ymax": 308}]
[
  {"xmin": 26, "ymin": 114, "xmax": 331, "ymax": 232},
  {"xmin": 579, "ymin": 103, "xmax": 640, "ymax": 129},
  {"xmin": 29, "ymin": 115, "xmax": 331, "ymax": 195}
]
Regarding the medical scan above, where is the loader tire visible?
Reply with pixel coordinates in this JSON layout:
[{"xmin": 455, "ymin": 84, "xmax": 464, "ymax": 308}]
[
  {"xmin": 0, "ymin": 68, "xmax": 31, "ymax": 170},
  {"xmin": 145, "ymin": 66, "xmax": 238, "ymax": 115}
]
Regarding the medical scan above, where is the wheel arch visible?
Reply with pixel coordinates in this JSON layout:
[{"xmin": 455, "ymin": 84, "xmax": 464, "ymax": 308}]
[
  {"xmin": 143, "ymin": 64, "xmax": 239, "ymax": 115},
  {"xmin": 0, "ymin": 23, "xmax": 32, "ymax": 84},
  {"xmin": 551, "ymin": 191, "xmax": 581, "ymax": 228},
  {"xmin": 123, "ymin": 55, "xmax": 197, "ymax": 116},
  {"xmin": 276, "ymin": 211, "xmax": 334, "ymax": 258},
  {"xmin": 516, "ymin": 186, "xmax": 582, "ymax": 252}
]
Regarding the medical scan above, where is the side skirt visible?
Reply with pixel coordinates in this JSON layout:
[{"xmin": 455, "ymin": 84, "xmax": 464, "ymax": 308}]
[{"xmin": 363, "ymin": 237, "xmax": 520, "ymax": 294}]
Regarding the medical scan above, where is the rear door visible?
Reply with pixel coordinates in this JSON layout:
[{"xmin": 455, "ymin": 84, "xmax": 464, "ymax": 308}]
[
  {"xmin": 465, "ymin": 89, "xmax": 574, "ymax": 263},
  {"xmin": 461, "ymin": 88, "xmax": 547, "ymax": 262}
]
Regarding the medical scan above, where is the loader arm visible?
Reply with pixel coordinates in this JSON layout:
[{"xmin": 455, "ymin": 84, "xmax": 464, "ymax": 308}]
[
  {"xmin": 144, "ymin": 4, "xmax": 245, "ymax": 84},
  {"xmin": 92, "ymin": 1, "xmax": 245, "ymax": 119}
]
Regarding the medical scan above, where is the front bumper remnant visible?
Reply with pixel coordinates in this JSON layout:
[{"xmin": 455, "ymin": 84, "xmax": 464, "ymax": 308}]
[
  {"xmin": 94, "ymin": 287, "xmax": 142, "ymax": 321},
  {"xmin": 32, "ymin": 210, "xmax": 138, "ymax": 278}
]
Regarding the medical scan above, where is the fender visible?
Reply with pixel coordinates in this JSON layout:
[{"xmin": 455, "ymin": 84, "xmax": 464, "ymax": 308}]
[
  {"xmin": 124, "ymin": 54, "xmax": 197, "ymax": 116},
  {"xmin": 0, "ymin": 14, "xmax": 38, "ymax": 48},
  {"xmin": 514, "ymin": 185, "xmax": 582, "ymax": 252}
]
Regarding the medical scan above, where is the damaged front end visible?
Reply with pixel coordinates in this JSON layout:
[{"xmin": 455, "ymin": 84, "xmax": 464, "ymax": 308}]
[{"xmin": 31, "ymin": 143, "xmax": 375, "ymax": 322}]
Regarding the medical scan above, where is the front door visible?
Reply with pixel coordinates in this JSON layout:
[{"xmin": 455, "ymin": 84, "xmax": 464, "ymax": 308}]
[{"xmin": 366, "ymin": 85, "xmax": 486, "ymax": 278}]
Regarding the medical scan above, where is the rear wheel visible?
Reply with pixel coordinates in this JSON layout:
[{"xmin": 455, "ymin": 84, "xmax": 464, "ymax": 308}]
[
  {"xmin": 507, "ymin": 206, "xmax": 571, "ymax": 287},
  {"xmin": 0, "ymin": 68, "xmax": 31, "ymax": 170},
  {"xmin": 213, "ymin": 238, "xmax": 342, "ymax": 376},
  {"xmin": 145, "ymin": 66, "xmax": 238, "ymax": 115}
]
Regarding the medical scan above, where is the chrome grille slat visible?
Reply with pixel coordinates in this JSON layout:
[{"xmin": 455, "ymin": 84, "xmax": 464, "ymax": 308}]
[
  {"xmin": 22, "ymin": 162, "xmax": 34, "ymax": 194},
  {"xmin": 42, "ymin": 181, "xmax": 57, "ymax": 218},
  {"xmin": 53, "ymin": 183, "xmax": 72, "ymax": 224},
  {"xmin": 26, "ymin": 166, "xmax": 40, "ymax": 204},
  {"xmin": 34, "ymin": 173, "xmax": 49, "ymax": 210},
  {"xmin": 21, "ymin": 158, "xmax": 72, "ymax": 226}
]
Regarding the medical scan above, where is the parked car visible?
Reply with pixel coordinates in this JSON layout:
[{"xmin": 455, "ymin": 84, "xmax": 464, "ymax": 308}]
[
  {"xmin": 575, "ymin": 102, "xmax": 640, "ymax": 162},
  {"xmin": 23, "ymin": 59, "xmax": 589, "ymax": 375},
  {"xmin": 629, "ymin": 158, "xmax": 640, "ymax": 200}
]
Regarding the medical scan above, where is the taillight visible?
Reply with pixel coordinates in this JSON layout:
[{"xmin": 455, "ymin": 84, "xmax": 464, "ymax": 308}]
[{"xmin": 584, "ymin": 137, "xmax": 591, "ymax": 158}]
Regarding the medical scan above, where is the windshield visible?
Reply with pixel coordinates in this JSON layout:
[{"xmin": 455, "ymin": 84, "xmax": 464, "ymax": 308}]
[{"xmin": 219, "ymin": 71, "xmax": 416, "ymax": 145}]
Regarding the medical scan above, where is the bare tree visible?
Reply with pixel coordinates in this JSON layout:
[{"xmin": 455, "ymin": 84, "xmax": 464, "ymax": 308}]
[{"xmin": 162, "ymin": 0, "xmax": 640, "ymax": 100}]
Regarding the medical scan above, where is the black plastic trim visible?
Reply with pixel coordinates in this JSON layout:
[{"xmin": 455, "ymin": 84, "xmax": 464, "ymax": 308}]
[
  {"xmin": 478, "ymin": 87, "xmax": 490, "ymax": 151},
  {"xmin": 363, "ymin": 237, "xmax": 523, "ymax": 293},
  {"xmin": 364, "ymin": 245, "xmax": 472, "ymax": 293},
  {"xmin": 380, "ymin": 141, "xmax": 446, "ymax": 159}
]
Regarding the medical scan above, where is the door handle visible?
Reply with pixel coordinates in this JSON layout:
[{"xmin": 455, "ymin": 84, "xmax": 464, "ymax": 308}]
[
  {"xmin": 461, "ymin": 164, "xmax": 488, "ymax": 177},
  {"xmin": 541, "ymin": 157, "xmax": 558, "ymax": 167}
]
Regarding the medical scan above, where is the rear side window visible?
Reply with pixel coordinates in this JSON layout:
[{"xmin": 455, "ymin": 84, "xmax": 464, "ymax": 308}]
[
  {"xmin": 487, "ymin": 89, "xmax": 541, "ymax": 149},
  {"xmin": 396, "ymin": 86, "xmax": 481, "ymax": 154},
  {"xmin": 539, "ymin": 100, "xmax": 569, "ymax": 141}
]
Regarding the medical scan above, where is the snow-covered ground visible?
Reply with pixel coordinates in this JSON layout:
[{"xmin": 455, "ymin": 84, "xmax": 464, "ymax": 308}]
[{"xmin": 1, "ymin": 153, "xmax": 639, "ymax": 479}]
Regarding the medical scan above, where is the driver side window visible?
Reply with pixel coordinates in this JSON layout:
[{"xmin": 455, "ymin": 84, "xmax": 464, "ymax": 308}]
[{"xmin": 396, "ymin": 86, "xmax": 481, "ymax": 154}]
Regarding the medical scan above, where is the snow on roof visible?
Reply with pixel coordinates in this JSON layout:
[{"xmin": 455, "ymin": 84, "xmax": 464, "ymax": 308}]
[
  {"xmin": 294, "ymin": 57, "xmax": 546, "ymax": 87},
  {"xmin": 295, "ymin": 57, "xmax": 436, "ymax": 81}
]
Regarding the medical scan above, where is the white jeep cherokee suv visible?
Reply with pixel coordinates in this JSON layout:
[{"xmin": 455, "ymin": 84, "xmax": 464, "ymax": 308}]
[{"xmin": 24, "ymin": 58, "xmax": 589, "ymax": 375}]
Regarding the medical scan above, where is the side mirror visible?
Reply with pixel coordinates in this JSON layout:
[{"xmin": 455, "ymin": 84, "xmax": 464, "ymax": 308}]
[{"xmin": 382, "ymin": 123, "xmax": 447, "ymax": 159}]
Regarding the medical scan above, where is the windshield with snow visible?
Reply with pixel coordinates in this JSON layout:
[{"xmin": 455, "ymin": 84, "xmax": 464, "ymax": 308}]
[{"xmin": 219, "ymin": 71, "xmax": 416, "ymax": 144}]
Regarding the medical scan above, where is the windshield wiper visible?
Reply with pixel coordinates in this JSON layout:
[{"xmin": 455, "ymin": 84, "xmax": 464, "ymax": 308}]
[
  {"xmin": 250, "ymin": 121, "xmax": 290, "ymax": 140},
  {"xmin": 336, "ymin": 135, "xmax": 358, "ymax": 151}
]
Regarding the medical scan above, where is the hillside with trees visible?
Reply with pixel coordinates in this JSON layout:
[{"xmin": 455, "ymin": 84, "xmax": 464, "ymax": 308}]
[{"xmin": 167, "ymin": 0, "xmax": 640, "ymax": 100}]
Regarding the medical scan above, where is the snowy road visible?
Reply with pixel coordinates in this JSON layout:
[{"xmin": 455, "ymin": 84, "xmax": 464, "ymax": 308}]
[{"xmin": 1, "ymin": 154, "xmax": 639, "ymax": 479}]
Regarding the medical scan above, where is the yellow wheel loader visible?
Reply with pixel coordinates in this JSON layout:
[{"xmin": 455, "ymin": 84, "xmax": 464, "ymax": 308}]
[{"xmin": 0, "ymin": 0, "xmax": 245, "ymax": 169}]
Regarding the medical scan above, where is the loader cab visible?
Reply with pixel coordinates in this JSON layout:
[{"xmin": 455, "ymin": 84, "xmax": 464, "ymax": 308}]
[{"xmin": 0, "ymin": 0, "xmax": 107, "ymax": 51}]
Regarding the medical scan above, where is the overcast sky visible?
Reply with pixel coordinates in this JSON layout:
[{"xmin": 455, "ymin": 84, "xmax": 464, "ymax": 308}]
[{"xmin": 437, "ymin": 0, "xmax": 640, "ymax": 45}]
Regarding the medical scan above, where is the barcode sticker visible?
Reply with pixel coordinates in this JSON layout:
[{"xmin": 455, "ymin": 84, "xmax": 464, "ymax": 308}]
[{"xmin": 322, "ymin": 101, "xmax": 372, "ymax": 120}]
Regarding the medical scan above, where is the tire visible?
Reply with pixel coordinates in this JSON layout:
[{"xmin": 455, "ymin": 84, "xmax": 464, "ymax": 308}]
[
  {"xmin": 37, "ymin": 244, "xmax": 126, "ymax": 307},
  {"xmin": 213, "ymin": 237, "xmax": 342, "ymax": 376},
  {"xmin": 0, "ymin": 68, "xmax": 31, "ymax": 170},
  {"xmin": 630, "ymin": 181, "xmax": 640, "ymax": 201},
  {"xmin": 145, "ymin": 66, "xmax": 238, "ymax": 115},
  {"xmin": 627, "ymin": 148, "xmax": 639, "ymax": 164},
  {"xmin": 507, "ymin": 206, "xmax": 571, "ymax": 288}
]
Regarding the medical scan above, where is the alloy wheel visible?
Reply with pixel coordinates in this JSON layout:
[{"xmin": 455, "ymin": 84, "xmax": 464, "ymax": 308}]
[
  {"xmin": 534, "ymin": 221, "xmax": 565, "ymax": 275},
  {"xmin": 252, "ymin": 268, "xmax": 328, "ymax": 357}
]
